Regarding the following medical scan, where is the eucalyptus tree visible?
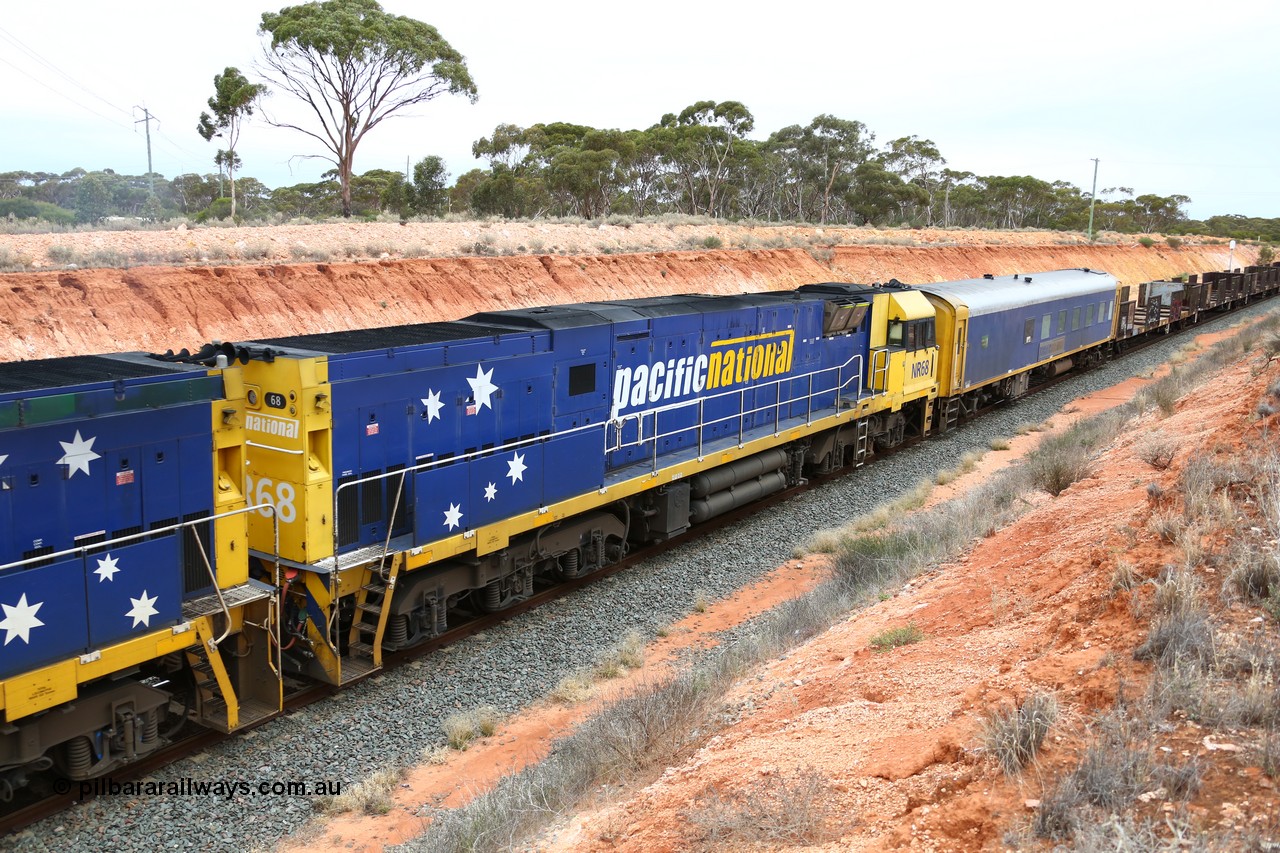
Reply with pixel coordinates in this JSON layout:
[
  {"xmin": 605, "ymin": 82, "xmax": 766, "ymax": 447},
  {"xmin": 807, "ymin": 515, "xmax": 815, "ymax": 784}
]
[
  {"xmin": 258, "ymin": 0, "xmax": 477, "ymax": 217},
  {"xmin": 197, "ymin": 67, "xmax": 267, "ymax": 217},
  {"xmin": 619, "ymin": 129, "xmax": 664, "ymax": 216},
  {"xmin": 653, "ymin": 100, "xmax": 754, "ymax": 217},
  {"xmin": 1132, "ymin": 193, "xmax": 1191, "ymax": 233},
  {"xmin": 882, "ymin": 135, "xmax": 946, "ymax": 225},
  {"xmin": 405, "ymin": 155, "xmax": 449, "ymax": 216},
  {"xmin": 536, "ymin": 125, "xmax": 636, "ymax": 218},
  {"xmin": 801, "ymin": 115, "xmax": 875, "ymax": 224},
  {"xmin": 848, "ymin": 161, "xmax": 921, "ymax": 226}
]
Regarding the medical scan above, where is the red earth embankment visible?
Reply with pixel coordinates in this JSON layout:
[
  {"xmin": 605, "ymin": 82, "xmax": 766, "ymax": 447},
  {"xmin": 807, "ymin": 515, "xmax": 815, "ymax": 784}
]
[{"xmin": 0, "ymin": 240, "xmax": 1250, "ymax": 362}]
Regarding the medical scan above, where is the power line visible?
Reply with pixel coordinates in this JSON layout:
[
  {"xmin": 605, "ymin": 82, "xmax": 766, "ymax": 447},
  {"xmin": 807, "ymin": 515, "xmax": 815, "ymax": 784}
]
[
  {"xmin": 0, "ymin": 24, "xmax": 131, "ymax": 119},
  {"xmin": 0, "ymin": 53, "xmax": 133, "ymax": 132}
]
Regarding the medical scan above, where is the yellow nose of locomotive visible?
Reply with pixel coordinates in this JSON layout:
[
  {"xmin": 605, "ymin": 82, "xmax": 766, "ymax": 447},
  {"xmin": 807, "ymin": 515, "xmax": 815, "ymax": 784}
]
[{"xmin": 240, "ymin": 356, "xmax": 334, "ymax": 564}]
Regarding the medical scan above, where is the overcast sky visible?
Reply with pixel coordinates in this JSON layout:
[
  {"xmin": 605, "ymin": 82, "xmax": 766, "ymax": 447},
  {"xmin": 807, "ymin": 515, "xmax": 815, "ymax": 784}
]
[{"xmin": 2, "ymin": 0, "xmax": 1278, "ymax": 221}]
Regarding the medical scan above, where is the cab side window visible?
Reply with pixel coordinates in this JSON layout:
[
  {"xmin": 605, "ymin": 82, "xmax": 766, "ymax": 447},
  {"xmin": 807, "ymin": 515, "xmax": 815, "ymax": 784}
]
[
  {"xmin": 887, "ymin": 321, "xmax": 904, "ymax": 347},
  {"xmin": 889, "ymin": 319, "xmax": 936, "ymax": 350}
]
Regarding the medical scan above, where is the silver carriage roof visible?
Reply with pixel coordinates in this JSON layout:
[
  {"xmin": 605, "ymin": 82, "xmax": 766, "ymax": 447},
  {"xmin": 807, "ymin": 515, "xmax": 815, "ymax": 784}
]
[{"xmin": 913, "ymin": 269, "xmax": 1117, "ymax": 318}]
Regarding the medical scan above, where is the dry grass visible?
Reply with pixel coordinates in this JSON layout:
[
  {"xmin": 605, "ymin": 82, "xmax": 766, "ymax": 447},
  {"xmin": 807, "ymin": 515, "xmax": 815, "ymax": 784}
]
[
  {"xmin": 981, "ymin": 691, "xmax": 1059, "ymax": 776},
  {"xmin": 443, "ymin": 705, "xmax": 503, "ymax": 750},
  {"xmin": 316, "ymin": 766, "xmax": 404, "ymax": 815},
  {"xmin": 684, "ymin": 766, "xmax": 844, "ymax": 847},
  {"xmin": 594, "ymin": 630, "xmax": 646, "ymax": 679},
  {"xmin": 550, "ymin": 670, "xmax": 596, "ymax": 705}
]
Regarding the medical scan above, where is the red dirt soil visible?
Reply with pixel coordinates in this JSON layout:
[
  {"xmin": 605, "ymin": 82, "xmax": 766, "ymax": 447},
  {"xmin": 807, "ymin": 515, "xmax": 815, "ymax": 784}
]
[{"xmin": 0, "ymin": 224, "xmax": 1250, "ymax": 362}]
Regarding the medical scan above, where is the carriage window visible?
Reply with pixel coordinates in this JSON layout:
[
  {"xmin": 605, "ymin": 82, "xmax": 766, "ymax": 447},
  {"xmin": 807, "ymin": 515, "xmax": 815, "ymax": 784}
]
[
  {"xmin": 1041, "ymin": 314, "xmax": 1051, "ymax": 339},
  {"xmin": 1086, "ymin": 304, "xmax": 1096, "ymax": 326},
  {"xmin": 1099, "ymin": 301, "xmax": 1106, "ymax": 322},
  {"xmin": 981, "ymin": 335, "xmax": 990, "ymax": 349},
  {"xmin": 569, "ymin": 363, "xmax": 596, "ymax": 396},
  {"xmin": 1057, "ymin": 310, "xmax": 1067, "ymax": 334},
  {"xmin": 1023, "ymin": 318, "xmax": 1034, "ymax": 344},
  {"xmin": 1107, "ymin": 300, "xmax": 1114, "ymax": 321},
  {"xmin": 1071, "ymin": 308, "xmax": 1081, "ymax": 331}
]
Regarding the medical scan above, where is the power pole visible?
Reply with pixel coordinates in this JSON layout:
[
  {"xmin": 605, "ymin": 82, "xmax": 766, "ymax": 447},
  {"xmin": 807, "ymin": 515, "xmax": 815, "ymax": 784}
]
[
  {"xmin": 1086, "ymin": 158, "xmax": 1100, "ymax": 241},
  {"xmin": 134, "ymin": 106, "xmax": 157, "ymax": 197}
]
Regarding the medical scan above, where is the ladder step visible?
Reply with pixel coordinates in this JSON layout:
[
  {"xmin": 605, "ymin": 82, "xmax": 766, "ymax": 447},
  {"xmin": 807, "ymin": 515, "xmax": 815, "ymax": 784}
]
[
  {"xmin": 361, "ymin": 582, "xmax": 386, "ymax": 594},
  {"xmin": 357, "ymin": 602, "xmax": 382, "ymax": 615},
  {"xmin": 191, "ymin": 661, "xmax": 214, "ymax": 674},
  {"xmin": 348, "ymin": 641, "xmax": 375, "ymax": 657}
]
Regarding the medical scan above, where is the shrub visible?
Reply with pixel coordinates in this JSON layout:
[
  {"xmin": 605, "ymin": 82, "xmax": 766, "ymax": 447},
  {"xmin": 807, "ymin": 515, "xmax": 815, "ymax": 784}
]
[
  {"xmin": 1154, "ymin": 757, "xmax": 1203, "ymax": 799},
  {"xmin": 1266, "ymin": 586, "xmax": 1280, "ymax": 623},
  {"xmin": 0, "ymin": 248, "xmax": 33, "ymax": 272},
  {"xmin": 442, "ymin": 711, "xmax": 478, "ymax": 750},
  {"xmin": 1137, "ymin": 436, "xmax": 1176, "ymax": 470},
  {"xmin": 1026, "ymin": 438, "xmax": 1092, "ymax": 496},
  {"xmin": 1135, "ymin": 599, "xmax": 1215, "ymax": 668},
  {"xmin": 0, "ymin": 198, "xmax": 75, "ymax": 226},
  {"xmin": 808, "ymin": 246, "xmax": 835, "ymax": 265},
  {"xmin": 205, "ymin": 198, "xmax": 234, "ymax": 220},
  {"xmin": 701, "ymin": 235, "xmax": 723, "ymax": 250},
  {"xmin": 1069, "ymin": 717, "xmax": 1151, "ymax": 810},
  {"xmin": 1138, "ymin": 236, "xmax": 1156, "ymax": 248},
  {"xmin": 1224, "ymin": 547, "xmax": 1280, "ymax": 603},
  {"xmin": 87, "ymin": 249, "xmax": 127, "ymax": 268},
  {"xmin": 869, "ymin": 623, "xmax": 923, "ymax": 651},
  {"xmin": 1166, "ymin": 236, "xmax": 1183, "ymax": 249},
  {"xmin": 982, "ymin": 691, "xmax": 1059, "ymax": 775},
  {"xmin": 685, "ymin": 767, "xmax": 840, "ymax": 847},
  {"xmin": 1033, "ymin": 776, "xmax": 1081, "ymax": 839},
  {"xmin": 473, "ymin": 705, "xmax": 501, "ymax": 737},
  {"xmin": 46, "ymin": 244, "xmax": 75, "ymax": 264},
  {"xmin": 1111, "ymin": 561, "xmax": 1138, "ymax": 592}
]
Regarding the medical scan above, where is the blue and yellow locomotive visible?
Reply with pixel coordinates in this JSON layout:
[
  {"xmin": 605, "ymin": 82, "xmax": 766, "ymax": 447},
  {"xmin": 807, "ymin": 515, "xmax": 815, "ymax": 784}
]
[{"xmin": 234, "ymin": 283, "xmax": 937, "ymax": 684}]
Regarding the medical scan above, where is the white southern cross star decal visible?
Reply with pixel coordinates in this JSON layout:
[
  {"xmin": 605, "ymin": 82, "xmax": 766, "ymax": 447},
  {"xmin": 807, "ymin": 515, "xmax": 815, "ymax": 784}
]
[
  {"xmin": 127, "ymin": 590, "xmax": 160, "ymax": 628},
  {"xmin": 466, "ymin": 366, "xmax": 498, "ymax": 412},
  {"xmin": 94, "ymin": 553, "xmax": 121, "ymax": 582},
  {"xmin": 420, "ymin": 389, "xmax": 444, "ymax": 423},
  {"xmin": 0, "ymin": 454, "xmax": 7, "ymax": 467},
  {"xmin": 0, "ymin": 593, "xmax": 44, "ymax": 645},
  {"xmin": 58, "ymin": 430, "xmax": 101, "ymax": 478},
  {"xmin": 484, "ymin": 482, "xmax": 497, "ymax": 502},
  {"xmin": 443, "ymin": 503, "xmax": 463, "ymax": 530},
  {"xmin": 506, "ymin": 451, "xmax": 527, "ymax": 485}
]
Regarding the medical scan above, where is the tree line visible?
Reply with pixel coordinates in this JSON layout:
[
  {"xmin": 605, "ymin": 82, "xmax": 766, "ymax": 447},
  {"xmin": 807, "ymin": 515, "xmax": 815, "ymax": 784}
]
[
  {"xmin": 0, "ymin": 0, "xmax": 1274, "ymax": 243},
  {"xmin": 2, "ymin": 109, "xmax": 1276, "ymax": 242}
]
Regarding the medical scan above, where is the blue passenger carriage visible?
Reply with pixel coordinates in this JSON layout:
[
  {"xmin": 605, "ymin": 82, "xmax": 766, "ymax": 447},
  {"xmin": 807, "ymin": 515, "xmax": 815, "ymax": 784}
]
[{"xmin": 915, "ymin": 269, "xmax": 1119, "ymax": 428}]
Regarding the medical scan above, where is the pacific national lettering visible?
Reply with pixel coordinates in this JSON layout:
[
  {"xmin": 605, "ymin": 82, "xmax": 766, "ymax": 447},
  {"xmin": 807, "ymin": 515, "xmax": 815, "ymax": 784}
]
[{"xmin": 612, "ymin": 330, "xmax": 795, "ymax": 415}]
